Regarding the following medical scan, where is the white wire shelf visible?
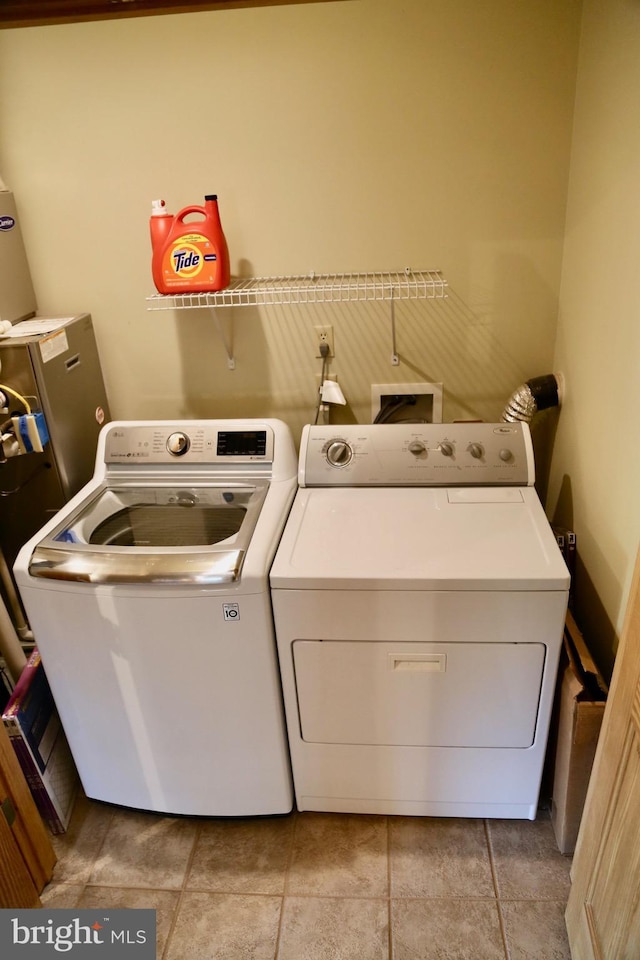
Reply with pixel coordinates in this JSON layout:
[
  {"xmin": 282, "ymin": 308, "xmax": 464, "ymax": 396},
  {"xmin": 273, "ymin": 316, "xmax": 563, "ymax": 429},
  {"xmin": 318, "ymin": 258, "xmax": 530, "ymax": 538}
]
[{"xmin": 146, "ymin": 269, "xmax": 447, "ymax": 310}]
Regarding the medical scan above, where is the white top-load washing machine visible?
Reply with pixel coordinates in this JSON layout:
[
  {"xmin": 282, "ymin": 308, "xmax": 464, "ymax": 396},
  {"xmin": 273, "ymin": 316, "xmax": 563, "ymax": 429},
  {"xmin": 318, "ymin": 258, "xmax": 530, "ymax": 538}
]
[
  {"xmin": 270, "ymin": 422, "xmax": 570, "ymax": 820},
  {"xmin": 14, "ymin": 419, "xmax": 297, "ymax": 817}
]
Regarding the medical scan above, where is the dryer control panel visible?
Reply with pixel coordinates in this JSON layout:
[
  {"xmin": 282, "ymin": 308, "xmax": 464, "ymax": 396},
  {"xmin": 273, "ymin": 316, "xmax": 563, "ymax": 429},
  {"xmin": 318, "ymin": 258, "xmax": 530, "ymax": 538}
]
[{"xmin": 299, "ymin": 422, "xmax": 534, "ymax": 486}]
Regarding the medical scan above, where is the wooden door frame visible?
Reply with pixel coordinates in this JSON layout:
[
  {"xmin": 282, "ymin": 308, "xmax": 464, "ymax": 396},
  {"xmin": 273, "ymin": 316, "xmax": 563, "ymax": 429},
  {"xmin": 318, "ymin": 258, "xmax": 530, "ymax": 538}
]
[
  {"xmin": 566, "ymin": 544, "xmax": 640, "ymax": 957},
  {"xmin": 0, "ymin": 720, "xmax": 56, "ymax": 905}
]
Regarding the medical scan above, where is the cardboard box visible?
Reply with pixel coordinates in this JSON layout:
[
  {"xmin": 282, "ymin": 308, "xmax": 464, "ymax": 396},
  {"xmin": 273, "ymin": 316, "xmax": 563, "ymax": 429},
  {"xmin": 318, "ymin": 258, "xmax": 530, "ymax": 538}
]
[
  {"xmin": 2, "ymin": 649, "xmax": 78, "ymax": 834},
  {"xmin": 551, "ymin": 611, "xmax": 607, "ymax": 854}
]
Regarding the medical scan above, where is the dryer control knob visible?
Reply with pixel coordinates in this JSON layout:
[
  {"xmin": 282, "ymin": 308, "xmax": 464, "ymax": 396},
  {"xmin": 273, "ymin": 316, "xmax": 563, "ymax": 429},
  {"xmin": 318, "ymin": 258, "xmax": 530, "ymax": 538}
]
[
  {"xmin": 166, "ymin": 432, "xmax": 190, "ymax": 456},
  {"xmin": 439, "ymin": 441, "xmax": 454, "ymax": 457},
  {"xmin": 468, "ymin": 443, "xmax": 484, "ymax": 460},
  {"xmin": 499, "ymin": 448, "xmax": 513, "ymax": 462},
  {"xmin": 408, "ymin": 441, "xmax": 427, "ymax": 456},
  {"xmin": 326, "ymin": 440, "xmax": 353, "ymax": 467}
]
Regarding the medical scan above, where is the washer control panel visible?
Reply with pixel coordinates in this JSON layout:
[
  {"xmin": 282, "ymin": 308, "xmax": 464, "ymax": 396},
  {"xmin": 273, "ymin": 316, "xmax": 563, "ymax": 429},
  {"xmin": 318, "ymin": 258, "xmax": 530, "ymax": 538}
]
[
  {"xmin": 300, "ymin": 422, "xmax": 534, "ymax": 486},
  {"xmin": 103, "ymin": 423, "xmax": 273, "ymax": 465}
]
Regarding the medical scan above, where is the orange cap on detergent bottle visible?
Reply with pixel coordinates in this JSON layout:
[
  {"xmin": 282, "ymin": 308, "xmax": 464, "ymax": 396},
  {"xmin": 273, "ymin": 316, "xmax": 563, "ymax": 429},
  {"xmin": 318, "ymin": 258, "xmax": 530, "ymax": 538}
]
[{"xmin": 151, "ymin": 194, "xmax": 231, "ymax": 295}]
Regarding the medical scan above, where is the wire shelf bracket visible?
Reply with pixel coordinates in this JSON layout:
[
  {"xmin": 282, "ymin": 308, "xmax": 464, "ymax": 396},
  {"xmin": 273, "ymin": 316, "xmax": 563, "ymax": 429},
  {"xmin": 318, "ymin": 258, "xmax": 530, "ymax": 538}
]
[{"xmin": 213, "ymin": 312, "xmax": 235, "ymax": 370}]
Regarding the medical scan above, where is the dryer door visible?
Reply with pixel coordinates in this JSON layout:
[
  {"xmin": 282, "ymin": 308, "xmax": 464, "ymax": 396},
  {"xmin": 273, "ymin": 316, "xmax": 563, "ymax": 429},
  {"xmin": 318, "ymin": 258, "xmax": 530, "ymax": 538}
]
[{"xmin": 293, "ymin": 639, "xmax": 546, "ymax": 748}]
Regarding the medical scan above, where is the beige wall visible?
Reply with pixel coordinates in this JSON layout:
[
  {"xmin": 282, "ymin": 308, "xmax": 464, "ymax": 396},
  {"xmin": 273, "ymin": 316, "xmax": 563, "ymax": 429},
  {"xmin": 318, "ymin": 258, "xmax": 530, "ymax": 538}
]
[
  {"xmin": 13, "ymin": 1, "xmax": 640, "ymax": 672},
  {"xmin": 0, "ymin": 0, "xmax": 579, "ymax": 435},
  {"xmin": 547, "ymin": 0, "xmax": 640, "ymax": 679}
]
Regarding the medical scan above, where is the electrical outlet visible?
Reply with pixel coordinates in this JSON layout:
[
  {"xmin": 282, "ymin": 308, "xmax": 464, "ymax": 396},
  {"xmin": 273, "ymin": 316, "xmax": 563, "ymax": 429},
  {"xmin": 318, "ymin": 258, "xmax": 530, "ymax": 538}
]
[
  {"xmin": 371, "ymin": 383, "xmax": 443, "ymax": 423},
  {"xmin": 314, "ymin": 324, "xmax": 334, "ymax": 357},
  {"xmin": 315, "ymin": 373, "xmax": 338, "ymax": 387}
]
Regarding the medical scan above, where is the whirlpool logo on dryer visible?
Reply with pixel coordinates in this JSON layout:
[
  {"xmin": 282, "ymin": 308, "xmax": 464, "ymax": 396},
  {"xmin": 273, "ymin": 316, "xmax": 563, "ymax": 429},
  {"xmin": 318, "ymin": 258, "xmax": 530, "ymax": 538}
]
[{"xmin": 0, "ymin": 910, "xmax": 156, "ymax": 957}]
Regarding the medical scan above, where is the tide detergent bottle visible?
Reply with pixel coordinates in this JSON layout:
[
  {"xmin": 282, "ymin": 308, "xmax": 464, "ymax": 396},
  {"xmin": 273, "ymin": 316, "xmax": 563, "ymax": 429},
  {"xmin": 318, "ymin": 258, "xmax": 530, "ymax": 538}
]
[{"xmin": 150, "ymin": 194, "xmax": 230, "ymax": 294}]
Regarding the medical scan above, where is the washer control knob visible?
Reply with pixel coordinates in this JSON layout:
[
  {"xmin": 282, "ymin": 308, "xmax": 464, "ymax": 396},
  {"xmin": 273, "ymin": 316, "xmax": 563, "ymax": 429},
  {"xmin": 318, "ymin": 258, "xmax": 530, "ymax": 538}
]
[
  {"xmin": 499, "ymin": 448, "xmax": 513, "ymax": 462},
  {"xmin": 166, "ymin": 432, "xmax": 190, "ymax": 457},
  {"xmin": 439, "ymin": 441, "xmax": 454, "ymax": 457},
  {"xmin": 408, "ymin": 441, "xmax": 427, "ymax": 457},
  {"xmin": 326, "ymin": 440, "xmax": 353, "ymax": 467},
  {"xmin": 468, "ymin": 443, "xmax": 484, "ymax": 460}
]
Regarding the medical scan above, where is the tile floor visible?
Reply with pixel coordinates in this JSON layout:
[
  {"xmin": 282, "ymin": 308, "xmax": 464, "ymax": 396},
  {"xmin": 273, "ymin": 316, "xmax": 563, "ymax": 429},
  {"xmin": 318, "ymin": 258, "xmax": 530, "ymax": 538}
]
[{"xmin": 41, "ymin": 797, "xmax": 573, "ymax": 959}]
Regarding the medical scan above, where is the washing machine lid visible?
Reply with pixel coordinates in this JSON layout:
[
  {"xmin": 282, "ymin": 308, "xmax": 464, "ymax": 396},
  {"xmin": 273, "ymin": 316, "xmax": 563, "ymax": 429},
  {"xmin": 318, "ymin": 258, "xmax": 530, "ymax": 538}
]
[
  {"xmin": 270, "ymin": 485, "xmax": 570, "ymax": 591},
  {"xmin": 28, "ymin": 481, "xmax": 268, "ymax": 584}
]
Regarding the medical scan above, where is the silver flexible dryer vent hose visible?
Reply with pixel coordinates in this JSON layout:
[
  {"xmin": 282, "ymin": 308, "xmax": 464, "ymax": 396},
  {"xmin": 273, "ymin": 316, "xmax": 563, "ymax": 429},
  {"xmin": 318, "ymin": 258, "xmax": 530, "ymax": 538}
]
[{"xmin": 501, "ymin": 373, "xmax": 561, "ymax": 424}]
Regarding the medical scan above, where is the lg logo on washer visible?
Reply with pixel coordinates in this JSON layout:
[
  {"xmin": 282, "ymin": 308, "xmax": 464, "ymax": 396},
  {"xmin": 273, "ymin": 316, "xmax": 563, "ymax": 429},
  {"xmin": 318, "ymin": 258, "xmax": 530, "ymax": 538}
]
[{"xmin": 223, "ymin": 603, "xmax": 240, "ymax": 622}]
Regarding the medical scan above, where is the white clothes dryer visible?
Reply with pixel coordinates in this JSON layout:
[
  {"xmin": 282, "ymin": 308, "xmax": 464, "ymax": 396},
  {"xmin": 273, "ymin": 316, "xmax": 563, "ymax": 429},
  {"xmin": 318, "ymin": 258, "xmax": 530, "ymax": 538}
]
[
  {"xmin": 14, "ymin": 420, "xmax": 297, "ymax": 817},
  {"xmin": 270, "ymin": 422, "xmax": 570, "ymax": 820}
]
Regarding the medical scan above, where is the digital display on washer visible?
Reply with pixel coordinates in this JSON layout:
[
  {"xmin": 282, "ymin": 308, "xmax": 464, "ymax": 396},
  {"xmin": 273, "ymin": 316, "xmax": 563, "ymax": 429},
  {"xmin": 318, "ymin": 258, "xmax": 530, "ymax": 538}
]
[{"xmin": 217, "ymin": 430, "xmax": 267, "ymax": 457}]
